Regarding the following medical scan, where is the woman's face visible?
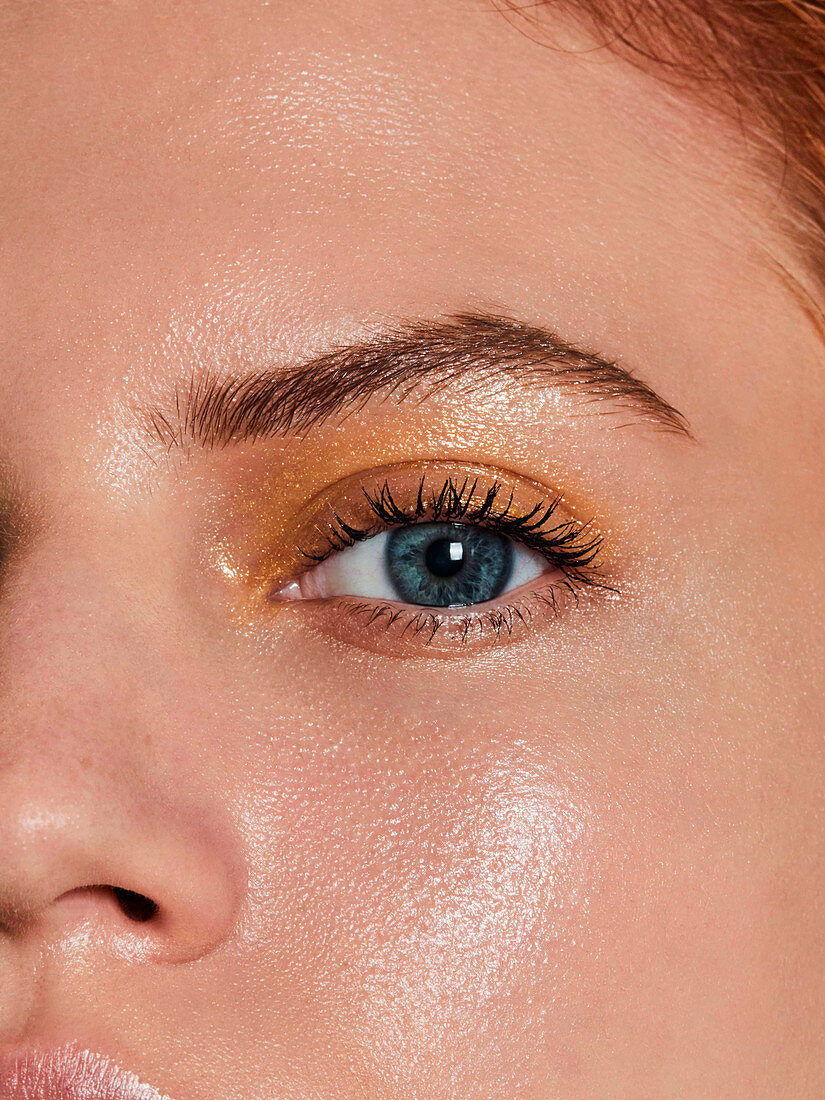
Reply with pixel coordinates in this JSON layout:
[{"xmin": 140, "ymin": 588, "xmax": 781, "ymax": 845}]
[{"xmin": 1, "ymin": 1, "xmax": 824, "ymax": 1097}]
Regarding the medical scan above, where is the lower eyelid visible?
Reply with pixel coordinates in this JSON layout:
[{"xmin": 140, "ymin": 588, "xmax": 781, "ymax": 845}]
[{"xmin": 288, "ymin": 571, "xmax": 613, "ymax": 658}]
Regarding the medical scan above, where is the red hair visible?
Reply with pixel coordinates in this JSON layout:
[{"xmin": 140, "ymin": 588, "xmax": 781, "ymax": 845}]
[{"xmin": 496, "ymin": 1, "xmax": 825, "ymax": 296}]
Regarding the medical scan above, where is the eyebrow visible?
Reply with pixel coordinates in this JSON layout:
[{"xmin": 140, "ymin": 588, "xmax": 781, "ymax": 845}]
[{"xmin": 145, "ymin": 311, "xmax": 692, "ymax": 448}]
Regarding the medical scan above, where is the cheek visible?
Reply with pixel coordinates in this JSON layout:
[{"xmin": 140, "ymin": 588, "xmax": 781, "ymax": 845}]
[
  {"xmin": 242, "ymin": 727, "xmax": 600, "ymax": 1082},
  {"xmin": 222, "ymin": 658, "xmax": 687, "ymax": 1086},
  {"xmin": 195, "ymin": 588, "xmax": 816, "ymax": 1092}
]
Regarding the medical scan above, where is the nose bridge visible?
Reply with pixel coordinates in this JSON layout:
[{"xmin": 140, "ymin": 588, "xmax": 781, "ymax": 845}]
[
  {"xmin": 0, "ymin": 523, "xmax": 167, "ymax": 694},
  {"xmin": 0, "ymin": 525, "xmax": 168, "ymax": 776},
  {"xmin": 0, "ymin": 524, "xmax": 247, "ymax": 986}
]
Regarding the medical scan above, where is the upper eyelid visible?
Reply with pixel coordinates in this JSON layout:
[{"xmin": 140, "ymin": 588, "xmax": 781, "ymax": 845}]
[
  {"xmin": 291, "ymin": 460, "xmax": 605, "ymax": 535},
  {"xmin": 228, "ymin": 457, "xmax": 625, "ymax": 602},
  {"xmin": 298, "ymin": 474, "xmax": 608, "ymax": 583}
]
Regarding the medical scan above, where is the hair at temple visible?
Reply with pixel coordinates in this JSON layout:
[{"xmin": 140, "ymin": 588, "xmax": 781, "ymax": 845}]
[{"xmin": 495, "ymin": 0, "xmax": 825, "ymax": 297}]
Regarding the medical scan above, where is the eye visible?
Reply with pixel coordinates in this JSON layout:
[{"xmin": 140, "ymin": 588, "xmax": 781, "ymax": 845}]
[
  {"xmin": 262, "ymin": 468, "xmax": 613, "ymax": 653},
  {"xmin": 301, "ymin": 521, "xmax": 548, "ymax": 609}
]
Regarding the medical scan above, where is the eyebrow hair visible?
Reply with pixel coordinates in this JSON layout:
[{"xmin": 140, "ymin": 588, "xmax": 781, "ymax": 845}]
[{"xmin": 145, "ymin": 311, "xmax": 692, "ymax": 448}]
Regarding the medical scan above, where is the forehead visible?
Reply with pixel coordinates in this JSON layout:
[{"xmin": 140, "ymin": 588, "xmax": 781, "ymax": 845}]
[{"xmin": 0, "ymin": 0, "xmax": 785, "ymax": 432}]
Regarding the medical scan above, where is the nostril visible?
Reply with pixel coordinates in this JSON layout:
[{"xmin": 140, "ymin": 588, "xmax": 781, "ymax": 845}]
[
  {"xmin": 49, "ymin": 885, "xmax": 160, "ymax": 929},
  {"xmin": 112, "ymin": 887, "xmax": 158, "ymax": 923}
]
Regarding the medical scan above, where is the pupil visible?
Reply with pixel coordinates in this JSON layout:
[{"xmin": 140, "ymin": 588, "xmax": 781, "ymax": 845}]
[{"xmin": 424, "ymin": 537, "xmax": 465, "ymax": 578}]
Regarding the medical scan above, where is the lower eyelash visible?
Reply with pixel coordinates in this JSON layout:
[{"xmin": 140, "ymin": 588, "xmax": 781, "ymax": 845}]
[{"xmin": 334, "ymin": 571, "xmax": 616, "ymax": 648}]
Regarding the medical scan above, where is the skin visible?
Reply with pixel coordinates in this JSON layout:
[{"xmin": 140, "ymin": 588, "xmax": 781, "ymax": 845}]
[{"xmin": 1, "ymin": 0, "xmax": 825, "ymax": 1096}]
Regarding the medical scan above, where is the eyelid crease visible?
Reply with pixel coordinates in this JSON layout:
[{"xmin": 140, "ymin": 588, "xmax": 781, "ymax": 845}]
[{"xmin": 290, "ymin": 460, "xmax": 608, "ymax": 537}]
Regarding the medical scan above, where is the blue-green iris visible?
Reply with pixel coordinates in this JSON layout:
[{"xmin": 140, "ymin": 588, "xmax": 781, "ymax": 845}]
[{"xmin": 385, "ymin": 522, "xmax": 514, "ymax": 607}]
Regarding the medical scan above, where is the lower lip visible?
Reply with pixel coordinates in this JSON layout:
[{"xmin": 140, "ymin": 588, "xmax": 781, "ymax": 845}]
[{"xmin": 0, "ymin": 1047, "xmax": 173, "ymax": 1100}]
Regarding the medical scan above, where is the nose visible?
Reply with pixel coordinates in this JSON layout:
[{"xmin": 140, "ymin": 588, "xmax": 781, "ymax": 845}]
[
  {"xmin": 0, "ymin": 536, "xmax": 246, "ymax": 1036},
  {"xmin": 0, "ymin": 759, "xmax": 243, "ymax": 963}
]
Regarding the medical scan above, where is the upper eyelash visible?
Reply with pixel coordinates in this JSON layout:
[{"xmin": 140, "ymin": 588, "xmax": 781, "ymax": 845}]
[{"xmin": 299, "ymin": 475, "xmax": 606, "ymax": 584}]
